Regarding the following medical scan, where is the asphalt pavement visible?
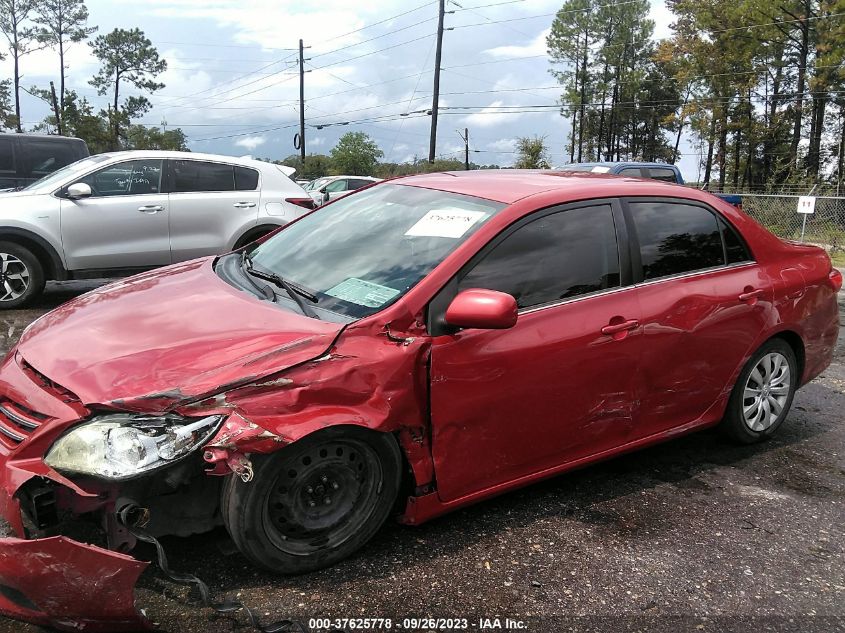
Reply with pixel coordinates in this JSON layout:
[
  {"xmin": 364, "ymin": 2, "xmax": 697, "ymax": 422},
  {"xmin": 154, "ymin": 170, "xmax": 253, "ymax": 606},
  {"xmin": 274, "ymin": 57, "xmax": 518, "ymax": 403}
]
[{"xmin": 0, "ymin": 279, "xmax": 843, "ymax": 633}]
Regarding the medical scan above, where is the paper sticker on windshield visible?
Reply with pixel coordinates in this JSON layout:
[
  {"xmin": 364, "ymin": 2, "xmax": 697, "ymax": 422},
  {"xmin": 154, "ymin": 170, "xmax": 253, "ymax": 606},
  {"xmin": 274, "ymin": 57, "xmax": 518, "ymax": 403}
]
[
  {"xmin": 325, "ymin": 278, "xmax": 401, "ymax": 308},
  {"xmin": 591, "ymin": 166, "xmax": 611, "ymax": 173},
  {"xmin": 404, "ymin": 209, "xmax": 487, "ymax": 239}
]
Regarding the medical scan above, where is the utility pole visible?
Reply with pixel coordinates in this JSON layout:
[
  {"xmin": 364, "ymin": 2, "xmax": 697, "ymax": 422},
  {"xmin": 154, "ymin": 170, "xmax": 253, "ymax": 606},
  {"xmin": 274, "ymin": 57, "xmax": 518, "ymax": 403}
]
[
  {"xmin": 428, "ymin": 0, "xmax": 446, "ymax": 163},
  {"xmin": 457, "ymin": 128, "xmax": 469, "ymax": 170},
  {"xmin": 49, "ymin": 82, "xmax": 62, "ymax": 136},
  {"xmin": 299, "ymin": 39, "xmax": 306, "ymax": 162}
]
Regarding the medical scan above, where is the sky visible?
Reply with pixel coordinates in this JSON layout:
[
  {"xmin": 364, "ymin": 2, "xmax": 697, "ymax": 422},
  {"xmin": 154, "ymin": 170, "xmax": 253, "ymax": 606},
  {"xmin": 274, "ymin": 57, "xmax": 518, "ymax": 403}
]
[{"xmin": 3, "ymin": 0, "xmax": 700, "ymax": 178}]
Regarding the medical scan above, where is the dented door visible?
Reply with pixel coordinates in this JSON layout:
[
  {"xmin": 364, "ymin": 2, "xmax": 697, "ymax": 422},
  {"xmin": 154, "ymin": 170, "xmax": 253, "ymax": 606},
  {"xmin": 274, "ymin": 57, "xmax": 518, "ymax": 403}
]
[{"xmin": 429, "ymin": 288, "xmax": 643, "ymax": 503}]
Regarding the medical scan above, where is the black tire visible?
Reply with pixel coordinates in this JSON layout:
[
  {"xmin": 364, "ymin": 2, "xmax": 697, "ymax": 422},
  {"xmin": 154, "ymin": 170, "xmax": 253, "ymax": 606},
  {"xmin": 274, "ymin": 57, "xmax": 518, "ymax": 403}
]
[
  {"xmin": 221, "ymin": 426, "xmax": 402, "ymax": 574},
  {"xmin": 720, "ymin": 338, "xmax": 798, "ymax": 444},
  {"xmin": 0, "ymin": 241, "xmax": 45, "ymax": 309}
]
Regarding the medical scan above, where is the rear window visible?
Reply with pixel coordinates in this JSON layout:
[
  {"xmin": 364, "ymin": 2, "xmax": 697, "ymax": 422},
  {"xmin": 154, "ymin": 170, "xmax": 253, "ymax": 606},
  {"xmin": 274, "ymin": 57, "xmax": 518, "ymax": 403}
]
[
  {"xmin": 647, "ymin": 167, "xmax": 678, "ymax": 183},
  {"xmin": 172, "ymin": 160, "xmax": 235, "ymax": 192},
  {"xmin": 235, "ymin": 166, "xmax": 259, "ymax": 191},
  {"xmin": 28, "ymin": 140, "xmax": 78, "ymax": 177}
]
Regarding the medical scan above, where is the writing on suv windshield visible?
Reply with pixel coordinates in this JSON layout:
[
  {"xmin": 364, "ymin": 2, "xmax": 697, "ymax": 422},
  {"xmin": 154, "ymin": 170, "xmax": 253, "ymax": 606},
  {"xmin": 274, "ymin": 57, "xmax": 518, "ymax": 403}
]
[{"xmin": 249, "ymin": 183, "xmax": 505, "ymax": 319}]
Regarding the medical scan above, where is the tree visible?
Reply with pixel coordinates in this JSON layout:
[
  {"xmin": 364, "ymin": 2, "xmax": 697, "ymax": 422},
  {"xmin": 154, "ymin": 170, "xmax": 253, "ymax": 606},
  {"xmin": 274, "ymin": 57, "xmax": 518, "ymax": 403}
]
[
  {"xmin": 0, "ymin": 0, "xmax": 41, "ymax": 132},
  {"xmin": 281, "ymin": 153, "xmax": 333, "ymax": 179},
  {"xmin": 55, "ymin": 90, "xmax": 110, "ymax": 152},
  {"xmin": 0, "ymin": 77, "xmax": 16, "ymax": 130},
  {"xmin": 514, "ymin": 136, "xmax": 551, "ymax": 169},
  {"xmin": 330, "ymin": 132, "xmax": 384, "ymax": 175},
  {"xmin": 125, "ymin": 124, "xmax": 188, "ymax": 150},
  {"xmin": 89, "ymin": 28, "xmax": 166, "ymax": 150},
  {"xmin": 33, "ymin": 0, "xmax": 96, "ymax": 127}
]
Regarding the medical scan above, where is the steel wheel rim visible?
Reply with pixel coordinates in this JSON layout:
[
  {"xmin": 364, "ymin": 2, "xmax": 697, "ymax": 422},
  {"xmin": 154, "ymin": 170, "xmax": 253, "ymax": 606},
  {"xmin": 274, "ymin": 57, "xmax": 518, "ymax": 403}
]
[
  {"xmin": 743, "ymin": 352, "xmax": 791, "ymax": 432},
  {"xmin": 0, "ymin": 254, "xmax": 30, "ymax": 302},
  {"xmin": 264, "ymin": 439, "xmax": 382, "ymax": 555}
]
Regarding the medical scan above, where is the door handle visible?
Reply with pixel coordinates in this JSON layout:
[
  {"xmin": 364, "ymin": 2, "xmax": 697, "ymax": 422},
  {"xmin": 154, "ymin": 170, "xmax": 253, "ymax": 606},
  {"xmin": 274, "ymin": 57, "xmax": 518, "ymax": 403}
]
[
  {"xmin": 738, "ymin": 289, "xmax": 765, "ymax": 302},
  {"xmin": 601, "ymin": 319, "xmax": 639, "ymax": 336},
  {"xmin": 138, "ymin": 205, "xmax": 163, "ymax": 213},
  {"xmin": 233, "ymin": 202, "xmax": 257, "ymax": 208}
]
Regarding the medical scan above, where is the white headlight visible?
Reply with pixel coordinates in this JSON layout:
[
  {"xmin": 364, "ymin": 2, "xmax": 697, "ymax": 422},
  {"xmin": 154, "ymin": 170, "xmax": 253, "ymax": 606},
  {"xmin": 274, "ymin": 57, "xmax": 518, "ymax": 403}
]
[{"xmin": 45, "ymin": 413, "xmax": 224, "ymax": 480}]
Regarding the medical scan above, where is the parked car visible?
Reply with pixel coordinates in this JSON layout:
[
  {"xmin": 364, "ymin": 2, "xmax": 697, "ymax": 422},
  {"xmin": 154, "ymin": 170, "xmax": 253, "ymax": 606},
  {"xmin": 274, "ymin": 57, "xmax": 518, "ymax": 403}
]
[
  {"xmin": 0, "ymin": 133, "xmax": 89, "ymax": 190},
  {"xmin": 0, "ymin": 150, "xmax": 314, "ymax": 307},
  {"xmin": 0, "ymin": 170, "xmax": 839, "ymax": 631},
  {"xmin": 304, "ymin": 174, "xmax": 380, "ymax": 205},
  {"xmin": 562, "ymin": 161, "xmax": 744, "ymax": 209}
]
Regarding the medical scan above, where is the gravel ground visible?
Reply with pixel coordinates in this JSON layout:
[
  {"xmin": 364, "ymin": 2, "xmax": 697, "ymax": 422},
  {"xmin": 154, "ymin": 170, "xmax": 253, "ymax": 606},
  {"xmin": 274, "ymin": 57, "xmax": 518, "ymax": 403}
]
[{"xmin": 0, "ymin": 279, "xmax": 843, "ymax": 633}]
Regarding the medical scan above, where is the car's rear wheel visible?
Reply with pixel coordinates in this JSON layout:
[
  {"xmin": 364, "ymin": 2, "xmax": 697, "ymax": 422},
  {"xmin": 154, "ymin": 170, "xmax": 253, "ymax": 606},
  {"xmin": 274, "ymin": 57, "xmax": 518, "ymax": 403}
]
[
  {"xmin": 721, "ymin": 339, "xmax": 798, "ymax": 444},
  {"xmin": 221, "ymin": 426, "xmax": 402, "ymax": 574},
  {"xmin": 0, "ymin": 242, "xmax": 45, "ymax": 309}
]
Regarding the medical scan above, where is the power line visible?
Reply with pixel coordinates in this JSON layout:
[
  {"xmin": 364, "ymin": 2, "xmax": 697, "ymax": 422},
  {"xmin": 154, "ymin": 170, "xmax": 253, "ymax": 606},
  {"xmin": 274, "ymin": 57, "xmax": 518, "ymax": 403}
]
[{"xmin": 310, "ymin": 33, "xmax": 435, "ymax": 70}]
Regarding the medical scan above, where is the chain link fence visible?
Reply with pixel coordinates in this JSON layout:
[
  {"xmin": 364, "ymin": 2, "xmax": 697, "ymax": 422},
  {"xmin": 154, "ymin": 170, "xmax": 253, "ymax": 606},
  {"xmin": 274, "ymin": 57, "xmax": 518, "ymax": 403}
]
[{"xmin": 739, "ymin": 194, "xmax": 845, "ymax": 261}]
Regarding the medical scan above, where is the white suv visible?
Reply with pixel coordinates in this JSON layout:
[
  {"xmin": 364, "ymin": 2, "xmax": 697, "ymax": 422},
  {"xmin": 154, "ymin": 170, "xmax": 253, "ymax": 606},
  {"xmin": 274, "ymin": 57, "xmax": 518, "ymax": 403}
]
[
  {"xmin": 0, "ymin": 150, "xmax": 315, "ymax": 308},
  {"xmin": 305, "ymin": 175, "xmax": 381, "ymax": 206}
]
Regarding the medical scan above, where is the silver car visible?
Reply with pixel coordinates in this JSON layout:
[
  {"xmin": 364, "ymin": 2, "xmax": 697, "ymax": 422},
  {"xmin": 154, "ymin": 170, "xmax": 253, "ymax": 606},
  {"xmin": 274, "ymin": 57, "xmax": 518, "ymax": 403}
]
[{"xmin": 0, "ymin": 151, "xmax": 315, "ymax": 308}]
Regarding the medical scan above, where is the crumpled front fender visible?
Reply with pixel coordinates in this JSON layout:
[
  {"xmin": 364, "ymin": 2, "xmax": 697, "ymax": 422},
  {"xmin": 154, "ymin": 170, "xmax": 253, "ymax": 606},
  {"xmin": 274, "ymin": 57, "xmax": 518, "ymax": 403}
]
[{"xmin": 0, "ymin": 535, "xmax": 150, "ymax": 632}]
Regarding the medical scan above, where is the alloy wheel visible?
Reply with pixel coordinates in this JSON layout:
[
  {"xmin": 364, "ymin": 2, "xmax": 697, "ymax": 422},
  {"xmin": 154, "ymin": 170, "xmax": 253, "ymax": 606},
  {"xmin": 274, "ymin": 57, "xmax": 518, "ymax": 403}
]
[
  {"xmin": 742, "ymin": 351, "xmax": 791, "ymax": 432},
  {"xmin": 0, "ymin": 253, "xmax": 30, "ymax": 302}
]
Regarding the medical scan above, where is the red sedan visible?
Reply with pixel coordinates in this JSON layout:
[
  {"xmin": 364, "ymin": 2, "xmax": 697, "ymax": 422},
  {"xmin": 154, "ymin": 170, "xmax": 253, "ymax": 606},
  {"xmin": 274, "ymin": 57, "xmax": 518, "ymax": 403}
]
[{"xmin": 0, "ymin": 171, "xmax": 839, "ymax": 630}]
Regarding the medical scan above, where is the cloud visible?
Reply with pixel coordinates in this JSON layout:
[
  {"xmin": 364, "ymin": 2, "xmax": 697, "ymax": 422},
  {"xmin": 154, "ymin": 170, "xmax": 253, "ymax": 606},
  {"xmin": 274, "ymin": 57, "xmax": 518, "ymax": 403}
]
[
  {"xmin": 234, "ymin": 135, "xmax": 267, "ymax": 150},
  {"xmin": 483, "ymin": 28, "xmax": 549, "ymax": 58},
  {"xmin": 487, "ymin": 138, "xmax": 516, "ymax": 152},
  {"xmin": 463, "ymin": 101, "xmax": 525, "ymax": 128}
]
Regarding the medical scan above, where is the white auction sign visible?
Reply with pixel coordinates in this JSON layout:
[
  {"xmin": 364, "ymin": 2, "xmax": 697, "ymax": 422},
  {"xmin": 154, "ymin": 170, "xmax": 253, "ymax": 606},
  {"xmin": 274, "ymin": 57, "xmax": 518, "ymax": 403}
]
[{"xmin": 797, "ymin": 196, "xmax": 817, "ymax": 214}]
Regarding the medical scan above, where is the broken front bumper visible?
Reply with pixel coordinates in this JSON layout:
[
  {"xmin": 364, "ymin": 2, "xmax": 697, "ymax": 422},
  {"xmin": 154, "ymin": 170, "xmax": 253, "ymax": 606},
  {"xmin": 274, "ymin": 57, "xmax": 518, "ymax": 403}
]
[{"xmin": 0, "ymin": 533, "xmax": 150, "ymax": 631}]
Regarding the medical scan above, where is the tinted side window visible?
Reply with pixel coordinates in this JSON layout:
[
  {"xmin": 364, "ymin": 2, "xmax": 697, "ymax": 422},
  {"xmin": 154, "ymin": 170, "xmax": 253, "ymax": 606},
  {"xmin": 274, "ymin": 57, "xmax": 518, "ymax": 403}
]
[
  {"xmin": 234, "ymin": 166, "xmax": 259, "ymax": 191},
  {"xmin": 350, "ymin": 179, "xmax": 372, "ymax": 189},
  {"xmin": 629, "ymin": 201, "xmax": 724, "ymax": 280},
  {"xmin": 459, "ymin": 205, "xmax": 620, "ymax": 309},
  {"xmin": 28, "ymin": 141, "xmax": 76, "ymax": 177},
  {"xmin": 0, "ymin": 138, "xmax": 14, "ymax": 173},
  {"xmin": 172, "ymin": 160, "xmax": 234, "ymax": 192},
  {"xmin": 79, "ymin": 159, "xmax": 163, "ymax": 197},
  {"xmin": 720, "ymin": 218, "xmax": 752, "ymax": 263},
  {"xmin": 647, "ymin": 167, "xmax": 679, "ymax": 183},
  {"xmin": 620, "ymin": 168, "xmax": 644, "ymax": 177}
]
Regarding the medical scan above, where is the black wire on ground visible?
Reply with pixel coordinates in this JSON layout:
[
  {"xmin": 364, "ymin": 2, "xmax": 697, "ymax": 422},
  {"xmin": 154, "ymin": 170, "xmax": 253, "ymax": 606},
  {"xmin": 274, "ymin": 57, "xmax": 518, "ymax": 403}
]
[{"xmin": 128, "ymin": 524, "xmax": 309, "ymax": 633}]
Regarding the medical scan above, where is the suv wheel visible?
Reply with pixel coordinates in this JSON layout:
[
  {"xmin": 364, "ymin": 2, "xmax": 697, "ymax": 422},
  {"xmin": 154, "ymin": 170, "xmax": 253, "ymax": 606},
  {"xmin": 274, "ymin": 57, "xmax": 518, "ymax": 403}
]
[{"xmin": 0, "ymin": 242, "xmax": 45, "ymax": 309}]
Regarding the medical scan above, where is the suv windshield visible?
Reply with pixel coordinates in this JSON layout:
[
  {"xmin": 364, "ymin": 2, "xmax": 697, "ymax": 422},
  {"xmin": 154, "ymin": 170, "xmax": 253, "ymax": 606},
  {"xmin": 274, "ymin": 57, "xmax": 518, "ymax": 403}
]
[
  {"xmin": 249, "ymin": 183, "xmax": 505, "ymax": 319},
  {"xmin": 23, "ymin": 154, "xmax": 112, "ymax": 192}
]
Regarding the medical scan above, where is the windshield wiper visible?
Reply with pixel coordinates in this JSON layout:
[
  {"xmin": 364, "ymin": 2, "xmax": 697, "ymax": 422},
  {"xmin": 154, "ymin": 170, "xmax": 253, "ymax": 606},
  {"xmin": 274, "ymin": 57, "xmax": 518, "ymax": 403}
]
[
  {"xmin": 241, "ymin": 251, "xmax": 321, "ymax": 320},
  {"xmin": 239, "ymin": 251, "xmax": 276, "ymax": 302}
]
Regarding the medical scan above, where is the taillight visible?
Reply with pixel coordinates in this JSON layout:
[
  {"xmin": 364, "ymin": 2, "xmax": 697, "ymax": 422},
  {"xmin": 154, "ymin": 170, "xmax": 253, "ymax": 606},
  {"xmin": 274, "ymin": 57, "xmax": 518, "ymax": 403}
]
[
  {"xmin": 829, "ymin": 268, "xmax": 842, "ymax": 291},
  {"xmin": 286, "ymin": 197, "xmax": 316, "ymax": 210}
]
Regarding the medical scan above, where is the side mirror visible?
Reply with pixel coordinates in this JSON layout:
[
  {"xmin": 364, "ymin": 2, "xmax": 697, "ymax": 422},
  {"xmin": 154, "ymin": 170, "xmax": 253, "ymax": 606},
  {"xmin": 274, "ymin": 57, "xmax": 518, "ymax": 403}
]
[
  {"xmin": 66, "ymin": 182, "xmax": 92, "ymax": 200},
  {"xmin": 444, "ymin": 289, "xmax": 518, "ymax": 330}
]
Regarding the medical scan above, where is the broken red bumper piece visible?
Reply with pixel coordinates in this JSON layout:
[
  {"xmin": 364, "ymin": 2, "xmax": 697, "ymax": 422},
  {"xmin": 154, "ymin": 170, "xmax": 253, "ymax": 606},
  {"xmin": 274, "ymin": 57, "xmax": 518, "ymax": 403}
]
[{"xmin": 0, "ymin": 534, "xmax": 150, "ymax": 631}]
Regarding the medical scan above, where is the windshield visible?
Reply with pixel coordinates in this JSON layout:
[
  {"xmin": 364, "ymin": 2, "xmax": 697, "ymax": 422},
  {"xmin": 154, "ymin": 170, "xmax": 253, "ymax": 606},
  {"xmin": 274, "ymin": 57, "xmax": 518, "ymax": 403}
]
[
  {"xmin": 23, "ymin": 154, "xmax": 113, "ymax": 192},
  {"xmin": 249, "ymin": 183, "xmax": 505, "ymax": 319},
  {"xmin": 304, "ymin": 177, "xmax": 331, "ymax": 191}
]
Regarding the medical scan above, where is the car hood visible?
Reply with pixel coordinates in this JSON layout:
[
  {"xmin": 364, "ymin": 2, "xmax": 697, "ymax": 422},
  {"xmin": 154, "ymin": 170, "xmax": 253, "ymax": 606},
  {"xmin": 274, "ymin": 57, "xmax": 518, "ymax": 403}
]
[{"xmin": 16, "ymin": 258, "xmax": 344, "ymax": 412}]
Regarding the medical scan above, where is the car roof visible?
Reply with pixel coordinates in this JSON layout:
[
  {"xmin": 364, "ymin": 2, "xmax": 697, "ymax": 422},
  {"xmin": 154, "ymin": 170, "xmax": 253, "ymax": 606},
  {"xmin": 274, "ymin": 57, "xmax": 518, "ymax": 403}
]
[
  {"xmin": 94, "ymin": 150, "xmax": 273, "ymax": 170},
  {"xmin": 563, "ymin": 162, "xmax": 678, "ymax": 169},
  {"xmin": 1, "ymin": 133, "xmax": 85, "ymax": 142},
  {"xmin": 391, "ymin": 169, "xmax": 689, "ymax": 204}
]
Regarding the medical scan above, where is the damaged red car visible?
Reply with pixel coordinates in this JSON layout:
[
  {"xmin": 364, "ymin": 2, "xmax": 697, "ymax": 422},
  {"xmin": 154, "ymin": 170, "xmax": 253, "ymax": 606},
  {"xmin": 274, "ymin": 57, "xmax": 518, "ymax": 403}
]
[{"xmin": 0, "ymin": 171, "xmax": 839, "ymax": 630}]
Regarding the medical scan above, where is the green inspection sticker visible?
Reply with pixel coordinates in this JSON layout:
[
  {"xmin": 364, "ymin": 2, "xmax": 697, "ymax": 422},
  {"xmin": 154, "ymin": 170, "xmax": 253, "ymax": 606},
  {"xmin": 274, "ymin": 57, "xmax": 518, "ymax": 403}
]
[{"xmin": 325, "ymin": 277, "xmax": 401, "ymax": 308}]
